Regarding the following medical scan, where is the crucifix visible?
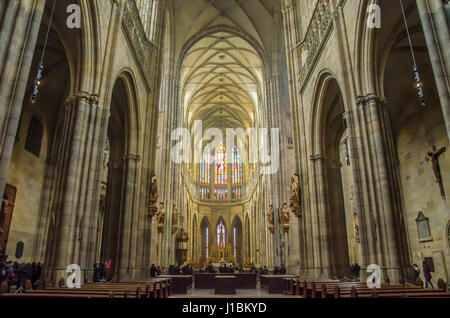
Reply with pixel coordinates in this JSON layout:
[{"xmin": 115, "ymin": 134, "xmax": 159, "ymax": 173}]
[{"xmin": 425, "ymin": 145, "xmax": 447, "ymax": 202}]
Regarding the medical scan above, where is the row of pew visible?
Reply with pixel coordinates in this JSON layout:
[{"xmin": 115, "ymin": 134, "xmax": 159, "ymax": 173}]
[
  {"xmin": 284, "ymin": 277, "xmax": 450, "ymax": 298},
  {"xmin": 0, "ymin": 278, "xmax": 172, "ymax": 298}
]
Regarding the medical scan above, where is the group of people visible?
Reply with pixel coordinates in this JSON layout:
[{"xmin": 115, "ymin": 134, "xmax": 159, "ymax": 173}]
[
  {"xmin": 248, "ymin": 264, "xmax": 286, "ymax": 275},
  {"xmin": 150, "ymin": 264, "xmax": 163, "ymax": 277},
  {"xmin": 272, "ymin": 265, "xmax": 287, "ymax": 275},
  {"xmin": 93, "ymin": 260, "xmax": 111, "ymax": 282},
  {"xmin": 167, "ymin": 264, "xmax": 194, "ymax": 275},
  {"xmin": 0, "ymin": 259, "xmax": 42, "ymax": 292},
  {"xmin": 412, "ymin": 260, "xmax": 435, "ymax": 288},
  {"xmin": 218, "ymin": 263, "xmax": 241, "ymax": 273}
]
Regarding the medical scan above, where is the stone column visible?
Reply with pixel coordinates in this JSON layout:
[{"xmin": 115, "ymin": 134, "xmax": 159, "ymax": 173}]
[
  {"xmin": 0, "ymin": 0, "xmax": 46, "ymax": 198},
  {"xmin": 117, "ymin": 154, "xmax": 141, "ymax": 280},
  {"xmin": 46, "ymin": 92, "xmax": 101, "ymax": 281},
  {"xmin": 310, "ymin": 154, "xmax": 332, "ymax": 278},
  {"xmin": 416, "ymin": 0, "xmax": 450, "ymax": 140},
  {"xmin": 355, "ymin": 94, "xmax": 408, "ymax": 282}
]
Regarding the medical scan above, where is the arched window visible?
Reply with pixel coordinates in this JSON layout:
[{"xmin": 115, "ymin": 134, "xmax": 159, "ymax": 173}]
[
  {"xmin": 205, "ymin": 227, "xmax": 209, "ymax": 259},
  {"xmin": 199, "ymin": 186, "xmax": 209, "ymax": 199},
  {"xmin": 200, "ymin": 144, "xmax": 211, "ymax": 183},
  {"xmin": 216, "ymin": 220, "xmax": 225, "ymax": 247},
  {"xmin": 103, "ymin": 138, "xmax": 110, "ymax": 167},
  {"xmin": 232, "ymin": 186, "xmax": 241, "ymax": 199},
  {"xmin": 25, "ymin": 115, "xmax": 43, "ymax": 157},
  {"xmin": 214, "ymin": 143, "xmax": 227, "ymax": 184},
  {"xmin": 214, "ymin": 188, "xmax": 227, "ymax": 200},
  {"xmin": 232, "ymin": 144, "xmax": 242, "ymax": 184},
  {"xmin": 233, "ymin": 227, "xmax": 237, "ymax": 258}
]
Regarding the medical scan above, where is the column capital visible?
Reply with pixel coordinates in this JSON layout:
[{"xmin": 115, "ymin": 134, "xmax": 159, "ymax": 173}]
[
  {"xmin": 65, "ymin": 92, "xmax": 99, "ymax": 105},
  {"xmin": 356, "ymin": 94, "xmax": 388, "ymax": 108},
  {"xmin": 310, "ymin": 154, "xmax": 326, "ymax": 162},
  {"xmin": 123, "ymin": 153, "xmax": 141, "ymax": 161}
]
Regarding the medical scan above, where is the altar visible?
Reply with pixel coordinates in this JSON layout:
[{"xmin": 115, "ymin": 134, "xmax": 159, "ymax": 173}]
[
  {"xmin": 194, "ymin": 272, "xmax": 256, "ymax": 289},
  {"xmin": 207, "ymin": 229, "xmax": 236, "ymax": 265}
]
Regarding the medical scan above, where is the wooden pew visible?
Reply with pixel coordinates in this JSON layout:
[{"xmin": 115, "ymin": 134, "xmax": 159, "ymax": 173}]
[
  {"xmin": 0, "ymin": 279, "xmax": 169, "ymax": 299},
  {"xmin": 287, "ymin": 277, "xmax": 450, "ymax": 298}
]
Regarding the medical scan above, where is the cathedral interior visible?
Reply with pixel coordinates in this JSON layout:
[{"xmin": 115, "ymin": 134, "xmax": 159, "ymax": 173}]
[{"xmin": 0, "ymin": 0, "xmax": 449, "ymax": 298}]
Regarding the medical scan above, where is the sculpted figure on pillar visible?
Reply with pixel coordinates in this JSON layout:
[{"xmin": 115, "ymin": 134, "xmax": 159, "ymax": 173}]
[
  {"xmin": 172, "ymin": 204, "xmax": 179, "ymax": 233},
  {"xmin": 148, "ymin": 177, "xmax": 158, "ymax": 216},
  {"xmin": 156, "ymin": 202, "xmax": 165, "ymax": 233},
  {"xmin": 280, "ymin": 202, "xmax": 290, "ymax": 233},
  {"xmin": 268, "ymin": 205, "xmax": 274, "ymax": 233},
  {"xmin": 289, "ymin": 174, "xmax": 302, "ymax": 217}
]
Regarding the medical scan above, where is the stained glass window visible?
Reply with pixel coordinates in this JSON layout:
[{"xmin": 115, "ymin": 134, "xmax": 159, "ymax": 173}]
[
  {"xmin": 215, "ymin": 143, "xmax": 227, "ymax": 185},
  {"xmin": 199, "ymin": 186, "xmax": 210, "ymax": 199},
  {"xmin": 200, "ymin": 145, "xmax": 211, "ymax": 183},
  {"xmin": 217, "ymin": 221, "xmax": 225, "ymax": 247},
  {"xmin": 232, "ymin": 144, "xmax": 243, "ymax": 184},
  {"xmin": 214, "ymin": 188, "xmax": 227, "ymax": 200},
  {"xmin": 232, "ymin": 186, "xmax": 241, "ymax": 199},
  {"xmin": 205, "ymin": 227, "xmax": 209, "ymax": 258},
  {"xmin": 233, "ymin": 227, "xmax": 237, "ymax": 258}
]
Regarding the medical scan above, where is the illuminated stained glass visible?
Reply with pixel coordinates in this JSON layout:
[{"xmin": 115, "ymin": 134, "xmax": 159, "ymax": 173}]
[
  {"xmin": 206, "ymin": 227, "xmax": 209, "ymax": 258},
  {"xmin": 232, "ymin": 144, "xmax": 243, "ymax": 184},
  {"xmin": 200, "ymin": 186, "xmax": 210, "ymax": 199},
  {"xmin": 214, "ymin": 188, "xmax": 227, "ymax": 200},
  {"xmin": 233, "ymin": 227, "xmax": 237, "ymax": 258},
  {"xmin": 232, "ymin": 186, "xmax": 241, "ymax": 199},
  {"xmin": 217, "ymin": 221, "xmax": 225, "ymax": 247},
  {"xmin": 214, "ymin": 143, "xmax": 227, "ymax": 185},
  {"xmin": 200, "ymin": 144, "xmax": 211, "ymax": 184}
]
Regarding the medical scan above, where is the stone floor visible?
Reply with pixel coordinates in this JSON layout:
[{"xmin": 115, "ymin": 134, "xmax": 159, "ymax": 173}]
[{"xmin": 170, "ymin": 288, "xmax": 289, "ymax": 298}]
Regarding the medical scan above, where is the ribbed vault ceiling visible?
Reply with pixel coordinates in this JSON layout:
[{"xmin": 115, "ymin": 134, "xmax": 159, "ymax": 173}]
[
  {"xmin": 173, "ymin": 0, "xmax": 279, "ymax": 131},
  {"xmin": 182, "ymin": 31, "xmax": 262, "ymax": 130}
]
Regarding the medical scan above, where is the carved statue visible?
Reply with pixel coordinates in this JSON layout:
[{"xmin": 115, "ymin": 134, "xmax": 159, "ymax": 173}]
[
  {"xmin": 148, "ymin": 178, "xmax": 158, "ymax": 216},
  {"xmin": 268, "ymin": 205, "xmax": 274, "ymax": 233},
  {"xmin": 156, "ymin": 202, "xmax": 165, "ymax": 233},
  {"xmin": 176, "ymin": 227, "xmax": 189, "ymax": 241},
  {"xmin": 280, "ymin": 202, "xmax": 290, "ymax": 233},
  {"xmin": 425, "ymin": 145, "xmax": 447, "ymax": 201},
  {"xmin": 172, "ymin": 204, "xmax": 179, "ymax": 233},
  {"xmin": 149, "ymin": 178, "xmax": 158, "ymax": 206},
  {"xmin": 290, "ymin": 174, "xmax": 302, "ymax": 217}
]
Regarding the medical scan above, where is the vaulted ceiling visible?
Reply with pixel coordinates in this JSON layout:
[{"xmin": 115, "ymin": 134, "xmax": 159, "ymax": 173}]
[
  {"xmin": 168, "ymin": 0, "xmax": 282, "ymax": 132},
  {"xmin": 182, "ymin": 31, "xmax": 262, "ymax": 129}
]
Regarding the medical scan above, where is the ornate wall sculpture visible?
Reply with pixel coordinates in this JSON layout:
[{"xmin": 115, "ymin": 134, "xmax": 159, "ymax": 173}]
[
  {"xmin": 148, "ymin": 177, "xmax": 158, "ymax": 216},
  {"xmin": 268, "ymin": 205, "xmax": 274, "ymax": 233},
  {"xmin": 157, "ymin": 202, "xmax": 165, "ymax": 233},
  {"xmin": 172, "ymin": 204, "xmax": 179, "ymax": 234},
  {"xmin": 280, "ymin": 203, "xmax": 290, "ymax": 233},
  {"xmin": 176, "ymin": 228, "xmax": 189, "ymax": 265},
  {"xmin": 289, "ymin": 174, "xmax": 302, "ymax": 217}
]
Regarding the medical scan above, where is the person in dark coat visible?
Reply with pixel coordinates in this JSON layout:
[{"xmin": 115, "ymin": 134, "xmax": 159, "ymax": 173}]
[
  {"xmin": 93, "ymin": 263, "xmax": 101, "ymax": 282},
  {"xmin": 100, "ymin": 262, "xmax": 106, "ymax": 281},
  {"xmin": 423, "ymin": 260, "xmax": 434, "ymax": 288},
  {"xmin": 150, "ymin": 264, "xmax": 157, "ymax": 277},
  {"xmin": 273, "ymin": 266, "xmax": 280, "ymax": 275},
  {"xmin": 351, "ymin": 262, "xmax": 361, "ymax": 282},
  {"xmin": 412, "ymin": 264, "xmax": 420, "ymax": 282},
  {"xmin": 21, "ymin": 263, "xmax": 33, "ymax": 289}
]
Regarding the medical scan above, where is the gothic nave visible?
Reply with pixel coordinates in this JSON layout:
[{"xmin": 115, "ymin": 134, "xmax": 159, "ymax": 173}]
[{"xmin": 0, "ymin": 0, "xmax": 449, "ymax": 297}]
